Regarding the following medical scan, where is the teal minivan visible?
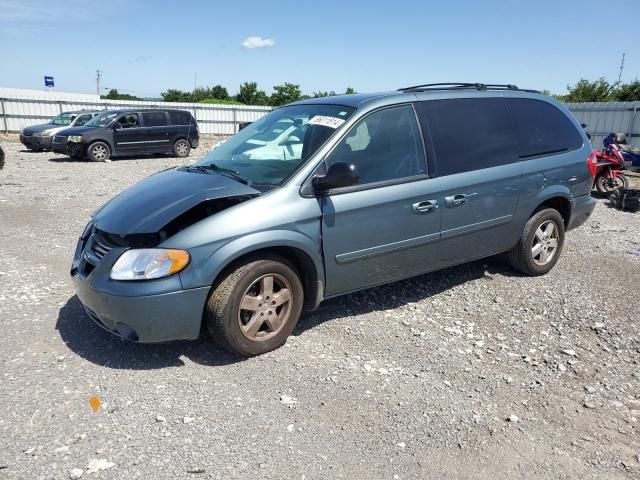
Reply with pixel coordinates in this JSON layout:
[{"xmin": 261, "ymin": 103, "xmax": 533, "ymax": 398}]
[{"xmin": 71, "ymin": 83, "xmax": 597, "ymax": 356}]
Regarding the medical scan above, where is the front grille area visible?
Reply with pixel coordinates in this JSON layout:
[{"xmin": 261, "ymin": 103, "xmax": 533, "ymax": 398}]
[
  {"xmin": 91, "ymin": 235, "xmax": 113, "ymax": 261},
  {"xmin": 53, "ymin": 135, "xmax": 67, "ymax": 144},
  {"xmin": 22, "ymin": 132, "xmax": 33, "ymax": 137}
]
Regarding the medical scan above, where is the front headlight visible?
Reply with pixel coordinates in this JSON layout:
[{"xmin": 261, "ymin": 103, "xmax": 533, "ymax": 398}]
[
  {"xmin": 39, "ymin": 130, "xmax": 54, "ymax": 137},
  {"xmin": 110, "ymin": 249, "xmax": 190, "ymax": 280},
  {"xmin": 68, "ymin": 135, "xmax": 84, "ymax": 143}
]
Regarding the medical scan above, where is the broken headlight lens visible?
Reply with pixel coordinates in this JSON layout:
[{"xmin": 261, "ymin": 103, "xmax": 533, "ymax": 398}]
[{"xmin": 110, "ymin": 249, "xmax": 190, "ymax": 280}]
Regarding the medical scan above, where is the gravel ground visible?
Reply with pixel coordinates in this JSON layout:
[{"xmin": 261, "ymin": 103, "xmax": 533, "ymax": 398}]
[{"xmin": 0, "ymin": 136, "xmax": 639, "ymax": 480}]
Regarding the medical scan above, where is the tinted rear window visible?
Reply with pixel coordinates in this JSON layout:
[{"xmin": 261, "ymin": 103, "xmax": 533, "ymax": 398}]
[
  {"xmin": 142, "ymin": 111, "xmax": 167, "ymax": 127},
  {"xmin": 416, "ymin": 98, "xmax": 518, "ymax": 176},
  {"xmin": 168, "ymin": 110, "xmax": 194, "ymax": 125},
  {"xmin": 505, "ymin": 98, "xmax": 583, "ymax": 158}
]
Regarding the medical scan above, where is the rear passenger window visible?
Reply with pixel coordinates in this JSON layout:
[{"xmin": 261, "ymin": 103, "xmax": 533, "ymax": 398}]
[
  {"xmin": 142, "ymin": 111, "xmax": 168, "ymax": 127},
  {"xmin": 168, "ymin": 111, "xmax": 193, "ymax": 125},
  {"xmin": 505, "ymin": 98, "xmax": 583, "ymax": 158},
  {"xmin": 417, "ymin": 98, "xmax": 517, "ymax": 176}
]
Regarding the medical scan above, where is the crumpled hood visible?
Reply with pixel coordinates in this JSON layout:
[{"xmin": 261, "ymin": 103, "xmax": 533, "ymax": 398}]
[
  {"xmin": 22, "ymin": 123, "xmax": 56, "ymax": 134},
  {"xmin": 93, "ymin": 167, "xmax": 261, "ymax": 235}
]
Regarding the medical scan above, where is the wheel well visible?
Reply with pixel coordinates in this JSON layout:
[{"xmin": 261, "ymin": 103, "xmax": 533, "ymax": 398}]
[
  {"xmin": 533, "ymin": 197, "xmax": 571, "ymax": 227},
  {"xmin": 216, "ymin": 246, "xmax": 321, "ymax": 311}
]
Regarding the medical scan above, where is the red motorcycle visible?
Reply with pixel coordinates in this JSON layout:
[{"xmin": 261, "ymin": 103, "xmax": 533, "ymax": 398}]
[{"xmin": 593, "ymin": 141, "xmax": 629, "ymax": 195}]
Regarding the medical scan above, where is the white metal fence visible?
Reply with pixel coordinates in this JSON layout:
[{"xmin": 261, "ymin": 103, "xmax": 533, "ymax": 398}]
[
  {"xmin": 0, "ymin": 95, "xmax": 271, "ymax": 135},
  {"xmin": 566, "ymin": 101, "xmax": 640, "ymax": 149},
  {"xmin": 1, "ymin": 92, "xmax": 638, "ymax": 145}
]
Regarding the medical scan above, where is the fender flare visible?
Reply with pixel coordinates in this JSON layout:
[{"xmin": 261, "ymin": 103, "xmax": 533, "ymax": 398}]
[
  {"xmin": 188, "ymin": 230, "xmax": 325, "ymax": 294},
  {"xmin": 526, "ymin": 185, "xmax": 574, "ymax": 224}
]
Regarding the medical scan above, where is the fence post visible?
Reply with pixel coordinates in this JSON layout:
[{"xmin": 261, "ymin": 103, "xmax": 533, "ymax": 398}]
[
  {"xmin": 232, "ymin": 108, "xmax": 238, "ymax": 135},
  {"xmin": 627, "ymin": 105, "xmax": 638, "ymax": 142},
  {"xmin": 0, "ymin": 98, "xmax": 7, "ymax": 133}
]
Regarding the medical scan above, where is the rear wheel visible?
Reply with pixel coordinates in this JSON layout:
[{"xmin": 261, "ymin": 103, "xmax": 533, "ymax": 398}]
[
  {"xmin": 205, "ymin": 256, "xmax": 304, "ymax": 356},
  {"xmin": 508, "ymin": 208, "xmax": 565, "ymax": 276},
  {"xmin": 87, "ymin": 141, "xmax": 111, "ymax": 162},
  {"xmin": 173, "ymin": 139, "xmax": 191, "ymax": 158},
  {"xmin": 595, "ymin": 172, "xmax": 627, "ymax": 194}
]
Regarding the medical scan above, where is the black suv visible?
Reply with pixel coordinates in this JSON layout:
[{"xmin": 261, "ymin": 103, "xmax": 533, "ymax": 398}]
[{"xmin": 52, "ymin": 109, "xmax": 199, "ymax": 162}]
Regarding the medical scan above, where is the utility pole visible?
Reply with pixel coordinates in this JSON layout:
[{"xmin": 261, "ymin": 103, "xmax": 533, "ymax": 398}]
[
  {"xmin": 617, "ymin": 53, "xmax": 625, "ymax": 84},
  {"xmin": 194, "ymin": 72, "xmax": 197, "ymax": 94},
  {"xmin": 96, "ymin": 70, "xmax": 102, "ymax": 96}
]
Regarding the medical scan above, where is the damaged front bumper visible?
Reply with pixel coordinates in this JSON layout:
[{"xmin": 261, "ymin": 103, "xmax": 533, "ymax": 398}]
[
  {"xmin": 71, "ymin": 228, "xmax": 209, "ymax": 343},
  {"xmin": 74, "ymin": 277, "xmax": 209, "ymax": 342}
]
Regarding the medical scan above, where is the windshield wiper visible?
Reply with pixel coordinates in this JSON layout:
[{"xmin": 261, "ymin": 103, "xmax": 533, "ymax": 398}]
[{"xmin": 187, "ymin": 163, "xmax": 250, "ymax": 185}]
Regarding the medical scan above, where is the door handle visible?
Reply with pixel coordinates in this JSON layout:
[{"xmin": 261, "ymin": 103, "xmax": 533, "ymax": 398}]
[
  {"xmin": 413, "ymin": 200, "xmax": 438, "ymax": 214},
  {"xmin": 445, "ymin": 194, "xmax": 468, "ymax": 207}
]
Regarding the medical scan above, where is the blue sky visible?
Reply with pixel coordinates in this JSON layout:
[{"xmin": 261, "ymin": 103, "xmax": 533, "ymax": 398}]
[{"xmin": 1, "ymin": 0, "xmax": 638, "ymax": 98}]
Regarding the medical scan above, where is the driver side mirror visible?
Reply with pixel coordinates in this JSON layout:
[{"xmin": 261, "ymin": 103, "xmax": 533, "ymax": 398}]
[
  {"xmin": 112, "ymin": 121, "xmax": 122, "ymax": 130},
  {"xmin": 312, "ymin": 162, "xmax": 360, "ymax": 192}
]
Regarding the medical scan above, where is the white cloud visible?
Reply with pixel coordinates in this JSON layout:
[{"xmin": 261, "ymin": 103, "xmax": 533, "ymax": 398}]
[{"xmin": 241, "ymin": 36, "xmax": 275, "ymax": 49}]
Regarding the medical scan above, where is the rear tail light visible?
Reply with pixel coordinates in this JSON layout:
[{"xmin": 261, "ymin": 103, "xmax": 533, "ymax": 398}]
[{"xmin": 587, "ymin": 150, "xmax": 597, "ymax": 178}]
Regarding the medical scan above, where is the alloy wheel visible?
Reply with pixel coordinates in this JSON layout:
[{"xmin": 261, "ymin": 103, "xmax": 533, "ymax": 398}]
[
  {"xmin": 531, "ymin": 220, "xmax": 559, "ymax": 266},
  {"xmin": 92, "ymin": 145, "xmax": 107, "ymax": 161},
  {"xmin": 238, "ymin": 274, "xmax": 293, "ymax": 341},
  {"xmin": 176, "ymin": 141, "xmax": 189, "ymax": 156}
]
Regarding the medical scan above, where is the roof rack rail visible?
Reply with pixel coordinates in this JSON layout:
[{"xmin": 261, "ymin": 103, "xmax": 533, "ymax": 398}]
[{"xmin": 397, "ymin": 83, "xmax": 541, "ymax": 94}]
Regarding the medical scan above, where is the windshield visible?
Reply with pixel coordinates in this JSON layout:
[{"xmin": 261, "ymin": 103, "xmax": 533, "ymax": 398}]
[
  {"xmin": 84, "ymin": 112, "xmax": 119, "ymax": 128},
  {"xmin": 195, "ymin": 104, "xmax": 354, "ymax": 187},
  {"xmin": 49, "ymin": 113, "xmax": 77, "ymax": 126}
]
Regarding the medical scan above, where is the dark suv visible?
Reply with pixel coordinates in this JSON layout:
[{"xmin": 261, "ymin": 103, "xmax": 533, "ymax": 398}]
[{"xmin": 52, "ymin": 109, "xmax": 199, "ymax": 161}]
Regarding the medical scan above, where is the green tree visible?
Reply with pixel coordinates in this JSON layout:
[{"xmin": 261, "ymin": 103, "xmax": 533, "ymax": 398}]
[
  {"xmin": 161, "ymin": 88, "xmax": 191, "ymax": 102},
  {"xmin": 270, "ymin": 83, "xmax": 302, "ymax": 106},
  {"xmin": 101, "ymin": 88, "xmax": 140, "ymax": 100},
  {"xmin": 345, "ymin": 87, "xmax": 356, "ymax": 94},
  {"xmin": 612, "ymin": 80, "xmax": 640, "ymax": 101},
  {"xmin": 210, "ymin": 84, "xmax": 229, "ymax": 100},
  {"xmin": 565, "ymin": 78, "xmax": 613, "ymax": 102},
  {"xmin": 236, "ymin": 82, "xmax": 269, "ymax": 105}
]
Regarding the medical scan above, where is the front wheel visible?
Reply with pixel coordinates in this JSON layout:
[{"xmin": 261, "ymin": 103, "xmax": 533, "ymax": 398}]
[
  {"xmin": 87, "ymin": 141, "xmax": 111, "ymax": 162},
  {"xmin": 508, "ymin": 208, "xmax": 565, "ymax": 276},
  {"xmin": 595, "ymin": 172, "xmax": 628, "ymax": 194},
  {"xmin": 205, "ymin": 256, "xmax": 304, "ymax": 356},
  {"xmin": 173, "ymin": 139, "xmax": 191, "ymax": 158}
]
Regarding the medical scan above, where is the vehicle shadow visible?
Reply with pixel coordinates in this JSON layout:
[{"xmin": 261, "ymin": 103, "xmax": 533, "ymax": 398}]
[
  {"xmin": 56, "ymin": 256, "xmax": 516, "ymax": 369},
  {"xmin": 294, "ymin": 256, "xmax": 518, "ymax": 336},
  {"xmin": 56, "ymin": 295, "xmax": 244, "ymax": 369}
]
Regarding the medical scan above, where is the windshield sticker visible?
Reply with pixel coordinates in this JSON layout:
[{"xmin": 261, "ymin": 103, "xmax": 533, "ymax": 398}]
[{"xmin": 308, "ymin": 116, "xmax": 345, "ymax": 129}]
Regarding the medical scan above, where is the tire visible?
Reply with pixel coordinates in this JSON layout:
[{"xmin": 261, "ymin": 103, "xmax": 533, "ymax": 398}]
[
  {"xmin": 205, "ymin": 256, "xmax": 304, "ymax": 356},
  {"xmin": 87, "ymin": 141, "xmax": 111, "ymax": 162},
  {"xmin": 608, "ymin": 189, "xmax": 623, "ymax": 209},
  {"xmin": 507, "ymin": 208, "xmax": 565, "ymax": 276},
  {"xmin": 173, "ymin": 139, "xmax": 191, "ymax": 158},
  {"xmin": 595, "ymin": 172, "xmax": 627, "ymax": 194}
]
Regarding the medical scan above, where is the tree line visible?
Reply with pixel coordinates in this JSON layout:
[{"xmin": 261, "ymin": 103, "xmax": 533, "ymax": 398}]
[
  {"xmin": 159, "ymin": 83, "xmax": 356, "ymax": 106},
  {"xmin": 101, "ymin": 78, "xmax": 640, "ymax": 104},
  {"xmin": 544, "ymin": 78, "xmax": 640, "ymax": 102},
  {"xmin": 101, "ymin": 83, "xmax": 355, "ymax": 105}
]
